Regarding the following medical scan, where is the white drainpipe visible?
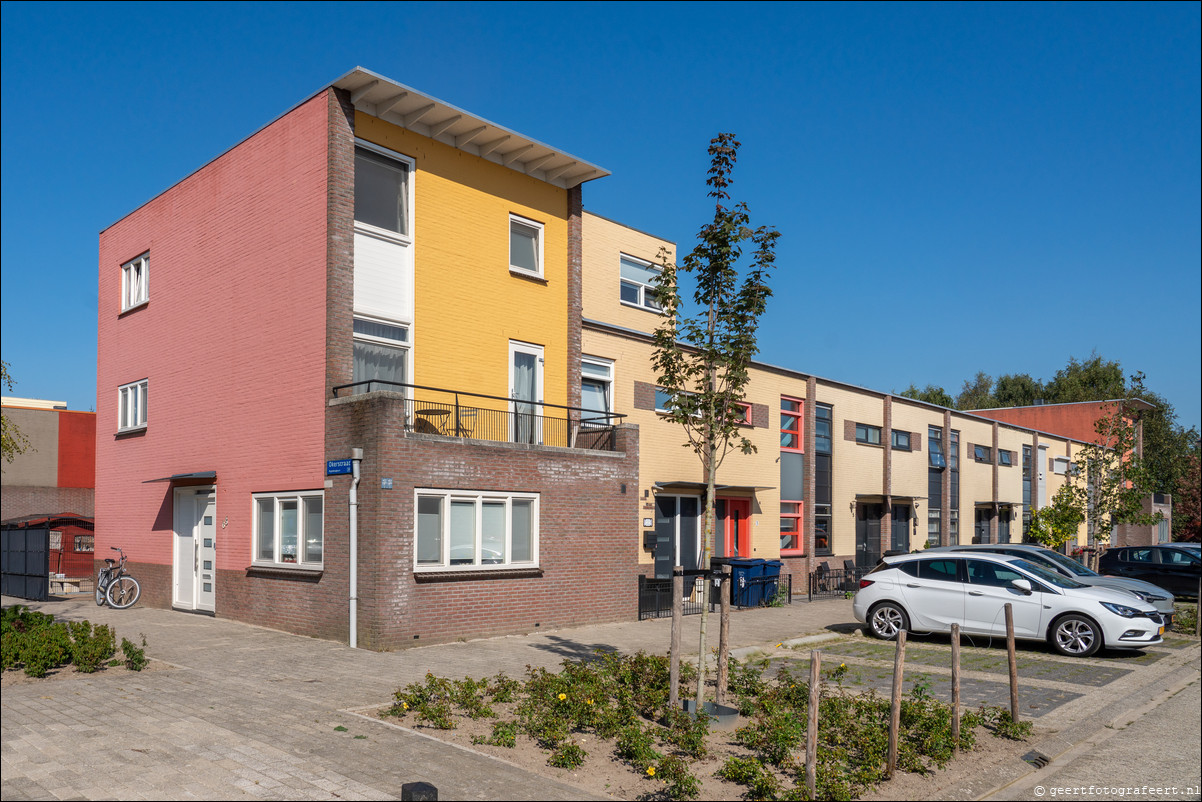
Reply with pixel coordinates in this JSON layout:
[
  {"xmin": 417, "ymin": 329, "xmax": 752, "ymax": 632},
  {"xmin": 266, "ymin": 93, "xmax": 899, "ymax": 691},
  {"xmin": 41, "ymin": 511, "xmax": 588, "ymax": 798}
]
[{"xmin": 349, "ymin": 447, "xmax": 363, "ymax": 649}]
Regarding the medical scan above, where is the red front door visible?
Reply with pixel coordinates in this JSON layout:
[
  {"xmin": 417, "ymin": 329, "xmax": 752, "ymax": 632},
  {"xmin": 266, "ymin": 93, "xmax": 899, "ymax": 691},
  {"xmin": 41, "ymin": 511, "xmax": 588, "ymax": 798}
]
[{"xmin": 717, "ymin": 498, "xmax": 752, "ymax": 558}]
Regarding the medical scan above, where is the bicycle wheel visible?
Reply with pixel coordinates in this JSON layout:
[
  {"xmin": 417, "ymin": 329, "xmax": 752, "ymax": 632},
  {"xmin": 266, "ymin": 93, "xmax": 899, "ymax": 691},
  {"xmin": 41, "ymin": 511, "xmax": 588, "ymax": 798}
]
[{"xmin": 106, "ymin": 576, "xmax": 141, "ymax": 609}]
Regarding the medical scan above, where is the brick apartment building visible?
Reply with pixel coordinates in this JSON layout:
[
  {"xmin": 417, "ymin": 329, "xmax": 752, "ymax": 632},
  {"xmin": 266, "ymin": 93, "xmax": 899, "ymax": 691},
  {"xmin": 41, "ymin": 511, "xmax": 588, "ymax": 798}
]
[{"xmin": 98, "ymin": 67, "xmax": 1116, "ymax": 649}]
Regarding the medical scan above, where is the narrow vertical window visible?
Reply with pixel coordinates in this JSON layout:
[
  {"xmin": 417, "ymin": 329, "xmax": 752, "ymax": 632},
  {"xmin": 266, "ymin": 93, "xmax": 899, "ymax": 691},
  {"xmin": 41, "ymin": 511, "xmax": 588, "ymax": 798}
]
[
  {"xmin": 117, "ymin": 379, "xmax": 148, "ymax": 431},
  {"xmin": 121, "ymin": 253, "xmax": 149, "ymax": 311},
  {"xmin": 509, "ymin": 215, "xmax": 543, "ymax": 277}
]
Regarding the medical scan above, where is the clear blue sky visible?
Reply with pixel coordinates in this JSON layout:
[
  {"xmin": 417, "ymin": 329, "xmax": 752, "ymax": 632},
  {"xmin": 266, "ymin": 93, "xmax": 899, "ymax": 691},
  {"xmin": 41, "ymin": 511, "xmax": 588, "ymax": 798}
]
[{"xmin": 3, "ymin": 2, "xmax": 1199, "ymax": 428}]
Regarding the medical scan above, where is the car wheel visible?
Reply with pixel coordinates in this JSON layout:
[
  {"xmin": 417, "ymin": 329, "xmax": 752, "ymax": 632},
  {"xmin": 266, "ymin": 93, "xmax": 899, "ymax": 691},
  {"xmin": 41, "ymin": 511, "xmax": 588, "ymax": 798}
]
[
  {"xmin": 1050, "ymin": 614, "xmax": 1103, "ymax": 657},
  {"xmin": 868, "ymin": 602, "xmax": 909, "ymax": 641}
]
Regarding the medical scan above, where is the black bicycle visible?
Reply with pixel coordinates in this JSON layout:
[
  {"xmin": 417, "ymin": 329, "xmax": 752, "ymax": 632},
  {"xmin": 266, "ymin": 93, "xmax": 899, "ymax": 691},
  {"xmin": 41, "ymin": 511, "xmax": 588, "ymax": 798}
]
[{"xmin": 96, "ymin": 547, "xmax": 141, "ymax": 609}]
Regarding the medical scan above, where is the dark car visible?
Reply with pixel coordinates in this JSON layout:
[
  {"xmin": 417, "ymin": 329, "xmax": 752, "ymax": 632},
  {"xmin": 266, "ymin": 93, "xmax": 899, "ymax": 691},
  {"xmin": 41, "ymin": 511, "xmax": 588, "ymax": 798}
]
[{"xmin": 1099, "ymin": 545, "xmax": 1200, "ymax": 599}]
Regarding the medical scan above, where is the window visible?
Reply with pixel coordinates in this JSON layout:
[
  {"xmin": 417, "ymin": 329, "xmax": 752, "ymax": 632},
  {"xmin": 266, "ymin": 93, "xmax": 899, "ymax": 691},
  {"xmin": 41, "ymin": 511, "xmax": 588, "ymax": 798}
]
[
  {"xmin": 415, "ymin": 490, "xmax": 538, "ymax": 570},
  {"xmin": 814, "ymin": 403, "xmax": 833, "ymax": 555},
  {"xmin": 1157, "ymin": 519, "xmax": 1170, "ymax": 544},
  {"xmin": 355, "ymin": 146, "xmax": 411, "ymax": 236},
  {"xmin": 121, "ymin": 253, "xmax": 149, "ymax": 311},
  {"xmin": 891, "ymin": 430, "xmax": 911, "ymax": 450},
  {"xmin": 74, "ymin": 535, "xmax": 95, "ymax": 552},
  {"xmin": 509, "ymin": 215, "xmax": 543, "ymax": 277},
  {"xmin": 619, "ymin": 254, "xmax": 661, "ymax": 311},
  {"xmin": 254, "ymin": 492, "xmax": 324, "ymax": 568},
  {"xmin": 855, "ymin": 423, "xmax": 881, "ymax": 445},
  {"xmin": 118, "ymin": 379, "xmax": 148, "ymax": 431},
  {"xmin": 928, "ymin": 427, "xmax": 946, "ymax": 468},
  {"xmin": 353, "ymin": 316, "xmax": 409, "ymax": 393},
  {"xmin": 927, "ymin": 509, "xmax": 941, "ymax": 547},
  {"xmin": 654, "ymin": 387, "xmax": 698, "ymax": 415},
  {"xmin": 998, "ymin": 450, "xmax": 1013, "ymax": 467},
  {"xmin": 973, "ymin": 444, "xmax": 992, "ymax": 463},
  {"xmin": 49, "ymin": 531, "xmax": 62, "ymax": 550},
  {"xmin": 581, "ymin": 357, "xmax": 614, "ymax": 425},
  {"xmin": 780, "ymin": 396, "xmax": 805, "ymax": 553},
  {"xmin": 1052, "ymin": 457, "xmax": 1071, "ymax": 475}
]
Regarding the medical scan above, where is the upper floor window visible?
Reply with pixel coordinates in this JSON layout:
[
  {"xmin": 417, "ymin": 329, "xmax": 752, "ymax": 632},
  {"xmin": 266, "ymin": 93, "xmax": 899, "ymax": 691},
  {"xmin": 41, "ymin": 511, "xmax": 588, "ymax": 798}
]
[
  {"xmin": 891, "ymin": 430, "xmax": 911, "ymax": 451},
  {"xmin": 815, "ymin": 403, "xmax": 833, "ymax": 454},
  {"xmin": 929, "ymin": 426, "xmax": 946, "ymax": 468},
  {"xmin": 581, "ymin": 357, "xmax": 614, "ymax": 425},
  {"xmin": 780, "ymin": 397, "xmax": 803, "ymax": 450},
  {"xmin": 974, "ymin": 444, "xmax": 992, "ymax": 463},
  {"xmin": 118, "ymin": 379, "xmax": 148, "ymax": 432},
  {"xmin": 619, "ymin": 254, "xmax": 661, "ymax": 311},
  {"xmin": 121, "ymin": 253, "xmax": 149, "ymax": 311},
  {"xmin": 856, "ymin": 423, "xmax": 881, "ymax": 445},
  {"xmin": 355, "ymin": 145, "xmax": 411, "ymax": 237},
  {"xmin": 254, "ymin": 491, "xmax": 323, "ymax": 568},
  {"xmin": 998, "ymin": 449, "xmax": 1013, "ymax": 467},
  {"xmin": 1052, "ymin": 456, "xmax": 1072, "ymax": 475},
  {"xmin": 509, "ymin": 215, "xmax": 543, "ymax": 277},
  {"xmin": 352, "ymin": 316, "xmax": 409, "ymax": 393}
]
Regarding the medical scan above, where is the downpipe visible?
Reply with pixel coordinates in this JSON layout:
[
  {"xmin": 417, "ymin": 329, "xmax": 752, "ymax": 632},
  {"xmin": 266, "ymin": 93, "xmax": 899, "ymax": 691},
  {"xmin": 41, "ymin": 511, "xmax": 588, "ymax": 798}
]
[{"xmin": 349, "ymin": 447, "xmax": 362, "ymax": 649}]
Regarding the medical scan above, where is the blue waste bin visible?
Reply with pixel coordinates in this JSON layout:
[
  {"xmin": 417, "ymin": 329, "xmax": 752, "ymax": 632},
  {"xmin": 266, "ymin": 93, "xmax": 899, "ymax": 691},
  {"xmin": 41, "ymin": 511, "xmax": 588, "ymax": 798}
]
[
  {"xmin": 762, "ymin": 560, "xmax": 784, "ymax": 604},
  {"xmin": 728, "ymin": 558, "xmax": 766, "ymax": 607}
]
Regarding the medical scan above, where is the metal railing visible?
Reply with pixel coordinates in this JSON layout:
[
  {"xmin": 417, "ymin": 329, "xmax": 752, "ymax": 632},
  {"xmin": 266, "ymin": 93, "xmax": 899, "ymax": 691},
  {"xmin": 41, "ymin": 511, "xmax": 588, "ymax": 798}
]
[
  {"xmin": 808, "ymin": 565, "xmax": 866, "ymax": 600},
  {"xmin": 332, "ymin": 380, "xmax": 625, "ymax": 451},
  {"xmin": 638, "ymin": 570, "xmax": 793, "ymax": 619}
]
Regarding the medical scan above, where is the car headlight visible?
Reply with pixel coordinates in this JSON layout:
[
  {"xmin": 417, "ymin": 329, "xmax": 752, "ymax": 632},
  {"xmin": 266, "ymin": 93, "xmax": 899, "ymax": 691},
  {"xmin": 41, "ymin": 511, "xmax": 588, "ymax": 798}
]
[
  {"xmin": 1100, "ymin": 601, "xmax": 1142, "ymax": 618},
  {"xmin": 1130, "ymin": 591, "xmax": 1167, "ymax": 603}
]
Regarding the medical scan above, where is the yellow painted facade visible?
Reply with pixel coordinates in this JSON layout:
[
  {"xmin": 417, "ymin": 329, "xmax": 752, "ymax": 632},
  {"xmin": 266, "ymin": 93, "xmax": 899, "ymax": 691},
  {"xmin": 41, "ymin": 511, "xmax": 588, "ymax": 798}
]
[{"xmin": 356, "ymin": 112, "xmax": 571, "ymax": 408}]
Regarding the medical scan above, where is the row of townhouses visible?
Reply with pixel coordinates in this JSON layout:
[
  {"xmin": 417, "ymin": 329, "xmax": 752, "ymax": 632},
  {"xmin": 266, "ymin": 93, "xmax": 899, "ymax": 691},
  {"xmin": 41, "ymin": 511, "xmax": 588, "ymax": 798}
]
[{"xmin": 96, "ymin": 68, "xmax": 1156, "ymax": 650}]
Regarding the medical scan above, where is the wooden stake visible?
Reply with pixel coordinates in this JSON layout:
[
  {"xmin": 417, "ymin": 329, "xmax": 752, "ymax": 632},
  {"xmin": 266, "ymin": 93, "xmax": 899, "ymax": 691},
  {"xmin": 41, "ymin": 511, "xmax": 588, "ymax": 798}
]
[
  {"xmin": 951, "ymin": 623, "xmax": 961, "ymax": 754},
  {"xmin": 670, "ymin": 566, "xmax": 682, "ymax": 712},
  {"xmin": 1005, "ymin": 602, "xmax": 1019, "ymax": 724},
  {"xmin": 887, "ymin": 629, "xmax": 906, "ymax": 778},
  {"xmin": 716, "ymin": 564, "xmax": 732, "ymax": 704},
  {"xmin": 806, "ymin": 649, "xmax": 821, "ymax": 797}
]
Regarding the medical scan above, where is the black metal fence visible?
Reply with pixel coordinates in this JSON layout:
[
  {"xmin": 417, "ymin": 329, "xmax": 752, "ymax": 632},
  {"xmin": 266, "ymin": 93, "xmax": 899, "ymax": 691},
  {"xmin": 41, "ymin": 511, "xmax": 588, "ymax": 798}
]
[
  {"xmin": 332, "ymin": 380, "xmax": 623, "ymax": 451},
  {"xmin": 1, "ymin": 526, "xmax": 50, "ymax": 601},
  {"xmin": 638, "ymin": 570, "xmax": 794, "ymax": 620},
  {"xmin": 808, "ymin": 565, "xmax": 866, "ymax": 600}
]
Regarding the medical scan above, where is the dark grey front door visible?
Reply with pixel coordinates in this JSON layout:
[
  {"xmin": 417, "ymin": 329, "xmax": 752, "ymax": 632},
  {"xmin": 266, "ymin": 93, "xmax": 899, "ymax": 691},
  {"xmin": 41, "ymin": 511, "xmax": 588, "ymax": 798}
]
[
  {"xmin": 891, "ymin": 504, "xmax": 911, "ymax": 553},
  {"xmin": 856, "ymin": 503, "xmax": 882, "ymax": 570}
]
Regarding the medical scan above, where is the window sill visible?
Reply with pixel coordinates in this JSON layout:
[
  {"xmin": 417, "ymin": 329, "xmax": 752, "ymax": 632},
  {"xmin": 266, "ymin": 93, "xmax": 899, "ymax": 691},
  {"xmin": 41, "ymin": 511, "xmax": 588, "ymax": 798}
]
[
  {"xmin": 247, "ymin": 564, "xmax": 324, "ymax": 581},
  {"xmin": 119, "ymin": 299, "xmax": 149, "ymax": 317},
  {"xmin": 115, "ymin": 425, "xmax": 147, "ymax": 438},
  {"xmin": 414, "ymin": 566, "xmax": 543, "ymax": 582},
  {"xmin": 509, "ymin": 269, "xmax": 548, "ymax": 284},
  {"xmin": 619, "ymin": 300, "xmax": 665, "ymax": 315},
  {"xmin": 855, "ymin": 441, "xmax": 884, "ymax": 449}
]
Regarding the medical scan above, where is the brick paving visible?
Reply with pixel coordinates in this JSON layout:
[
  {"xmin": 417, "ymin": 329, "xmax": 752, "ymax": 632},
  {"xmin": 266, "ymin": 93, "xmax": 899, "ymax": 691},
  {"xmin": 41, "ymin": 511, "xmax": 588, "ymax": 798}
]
[{"xmin": 2, "ymin": 594, "xmax": 1198, "ymax": 800}]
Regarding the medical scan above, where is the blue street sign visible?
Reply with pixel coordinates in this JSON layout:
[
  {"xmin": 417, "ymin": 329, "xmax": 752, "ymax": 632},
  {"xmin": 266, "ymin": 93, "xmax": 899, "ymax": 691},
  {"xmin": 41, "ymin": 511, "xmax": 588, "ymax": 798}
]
[{"xmin": 326, "ymin": 459, "xmax": 353, "ymax": 476}]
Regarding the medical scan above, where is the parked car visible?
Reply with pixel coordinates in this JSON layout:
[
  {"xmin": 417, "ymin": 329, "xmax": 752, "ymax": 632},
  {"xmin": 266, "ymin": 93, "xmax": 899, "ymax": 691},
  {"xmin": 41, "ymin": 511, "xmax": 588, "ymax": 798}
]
[
  {"xmin": 1099, "ymin": 545, "xmax": 1201, "ymax": 599},
  {"xmin": 926, "ymin": 543, "xmax": 1175, "ymax": 624},
  {"xmin": 853, "ymin": 552, "xmax": 1164, "ymax": 657}
]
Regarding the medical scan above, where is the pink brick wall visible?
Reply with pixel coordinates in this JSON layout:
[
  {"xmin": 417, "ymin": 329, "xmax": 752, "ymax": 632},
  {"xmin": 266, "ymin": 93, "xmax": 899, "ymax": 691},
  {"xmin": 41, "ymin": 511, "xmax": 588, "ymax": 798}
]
[{"xmin": 96, "ymin": 93, "xmax": 330, "ymax": 576}]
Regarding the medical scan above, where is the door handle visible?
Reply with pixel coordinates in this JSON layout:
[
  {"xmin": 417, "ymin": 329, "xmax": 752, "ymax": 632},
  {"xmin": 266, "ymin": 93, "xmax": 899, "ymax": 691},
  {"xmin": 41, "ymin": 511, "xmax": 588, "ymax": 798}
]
[
  {"xmin": 969, "ymin": 591, "xmax": 984, "ymax": 596},
  {"xmin": 906, "ymin": 583, "xmax": 920, "ymax": 588}
]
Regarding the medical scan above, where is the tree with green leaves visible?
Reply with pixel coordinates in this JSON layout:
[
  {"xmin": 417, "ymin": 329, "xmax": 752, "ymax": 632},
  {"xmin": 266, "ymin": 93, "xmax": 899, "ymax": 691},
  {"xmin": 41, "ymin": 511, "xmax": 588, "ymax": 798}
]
[
  {"xmin": 2, "ymin": 361, "xmax": 32, "ymax": 464},
  {"xmin": 899, "ymin": 383, "xmax": 955, "ymax": 408},
  {"xmin": 955, "ymin": 371, "xmax": 997, "ymax": 410},
  {"xmin": 652, "ymin": 133, "xmax": 779, "ymax": 709},
  {"xmin": 1025, "ymin": 485, "xmax": 1085, "ymax": 549}
]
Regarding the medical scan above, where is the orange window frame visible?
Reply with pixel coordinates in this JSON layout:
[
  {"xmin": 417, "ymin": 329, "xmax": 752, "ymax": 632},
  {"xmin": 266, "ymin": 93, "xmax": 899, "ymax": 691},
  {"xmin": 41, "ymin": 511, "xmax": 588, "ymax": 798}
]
[{"xmin": 780, "ymin": 396, "xmax": 805, "ymax": 554}]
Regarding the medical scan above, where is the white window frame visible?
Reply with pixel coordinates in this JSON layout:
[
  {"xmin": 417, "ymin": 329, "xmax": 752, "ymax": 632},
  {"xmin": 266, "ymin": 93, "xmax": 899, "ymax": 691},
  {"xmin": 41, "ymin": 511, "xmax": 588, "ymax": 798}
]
[
  {"xmin": 352, "ymin": 314, "xmax": 412, "ymax": 394},
  {"xmin": 117, "ymin": 379, "xmax": 148, "ymax": 432},
  {"xmin": 619, "ymin": 253, "xmax": 662, "ymax": 311},
  {"xmin": 581, "ymin": 356, "xmax": 615, "ymax": 426},
  {"xmin": 251, "ymin": 491, "xmax": 325, "ymax": 570},
  {"xmin": 414, "ymin": 489, "xmax": 539, "ymax": 572},
  {"xmin": 509, "ymin": 214, "xmax": 544, "ymax": 278},
  {"xmin": 1052, "ymin": 456, "xmax": 1071, "ymax": 475},
  {"xmin": 121, "ymin": 253, "xmax": 149, "ymax": 312},
  {"xmin": 354, "ymin": 140, "xmax": 415, "ymax": 246}
]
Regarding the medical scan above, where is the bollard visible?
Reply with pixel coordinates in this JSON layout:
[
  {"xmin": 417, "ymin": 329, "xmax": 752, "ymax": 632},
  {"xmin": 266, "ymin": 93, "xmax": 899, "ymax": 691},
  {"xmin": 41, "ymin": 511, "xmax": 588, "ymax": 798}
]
[
  {"xmin": 886, "ymin": 629, "xmax": 907, "ymax": 778},
  {"xmin": 951, "ymin": 623, "xmax": 961, "ymax": 754},
  {"xmin": 401, "ymin": 781, "xmax": 438, "ymax": 801},
  {"xmin": 806, "ymin": 649, "xmax": 821, "ymax": 797},
  {"xmin": 1005, "ymin": 603, "xmax": 1019, "ymax": 724}
]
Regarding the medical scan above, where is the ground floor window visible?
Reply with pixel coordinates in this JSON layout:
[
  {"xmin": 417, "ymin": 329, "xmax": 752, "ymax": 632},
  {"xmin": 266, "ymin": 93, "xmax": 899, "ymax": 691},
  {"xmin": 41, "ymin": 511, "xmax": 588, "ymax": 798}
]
[
  {"xmin": 415, "ymin": 490, "xmax": 538, "ymax": 570},
  {"xmin": 814, "ymin": 505, "xmax": 832, "ymax": 555},
  {"xmin": 780, "ymin": 502, "xmax": 802, "ymax": 552},
  {"xmin": 253, "ymin": 491, "xmax": 323, "ymax": 567}
]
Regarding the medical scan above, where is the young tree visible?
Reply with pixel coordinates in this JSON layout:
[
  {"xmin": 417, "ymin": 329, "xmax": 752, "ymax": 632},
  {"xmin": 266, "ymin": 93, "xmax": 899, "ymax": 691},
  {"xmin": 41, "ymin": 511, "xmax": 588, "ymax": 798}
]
[
  {"xmin": 955, "ymin": 371, "xmax": 997, "ymax": 410},
  {"xmin": 1, "ymin": 361, "xmax": 32, "ymax": 464},
  {"xmin": 652, "ymin": 133, "xmax": 779, "ymax": 709},
  {"xmin": 1025, "ymin": 485, "xmax": 1085, "ymax": 549},
  {"xmin": 899, "ymin": 383, "xmax": 955, "ymax": 408}
]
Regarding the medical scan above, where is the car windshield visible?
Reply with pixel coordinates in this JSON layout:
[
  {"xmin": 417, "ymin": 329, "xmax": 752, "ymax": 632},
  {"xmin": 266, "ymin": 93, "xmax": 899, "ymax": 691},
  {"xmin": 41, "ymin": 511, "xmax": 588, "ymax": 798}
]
[
  {"xmin": 1005, "ymin": 558, "xmax": 1087, "ymax": 589},
  {"xmin": 1036, "ymin": 548, "xmax": 1099, "ymax": 577}
]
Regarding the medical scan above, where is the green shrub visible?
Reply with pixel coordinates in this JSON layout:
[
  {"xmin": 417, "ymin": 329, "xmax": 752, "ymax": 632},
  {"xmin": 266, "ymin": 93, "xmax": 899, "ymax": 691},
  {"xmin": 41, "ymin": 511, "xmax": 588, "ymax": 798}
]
[
  {"xmin": 472, "ymin": 719, "xmax": 518, "ymax": 748},
  {"xmin": 68, "ymin": 621, "xmax": 116, "ymax": 673},
  {"xmin": 1173, "ymin": 604, "xmax": 1197, "ymax": 636},
  {"xmin": 548, "ymin": 740, "xmax": 588, "ymax": 770},
  {"xmin": 121, "ymin": 635, "xmax": 148, "ymax": 671},
  {"xmin": 20, "ymin": 622, "xmax": 72, "ymax": 678}
]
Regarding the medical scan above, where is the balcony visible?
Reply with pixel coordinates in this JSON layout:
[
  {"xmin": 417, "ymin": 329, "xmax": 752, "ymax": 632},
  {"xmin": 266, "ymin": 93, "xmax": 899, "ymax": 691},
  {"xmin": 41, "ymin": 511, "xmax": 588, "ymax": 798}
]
[{"xmin": 331, "ymin": 380, "xmax": 626, "ymax": 452}]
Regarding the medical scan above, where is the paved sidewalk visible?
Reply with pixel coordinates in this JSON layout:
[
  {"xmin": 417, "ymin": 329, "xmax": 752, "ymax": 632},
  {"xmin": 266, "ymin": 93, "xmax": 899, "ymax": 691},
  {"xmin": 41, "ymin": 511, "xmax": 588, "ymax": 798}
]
[{"xmin": 2, "ymin": 594, "xmax": 851, "ymax": 800}]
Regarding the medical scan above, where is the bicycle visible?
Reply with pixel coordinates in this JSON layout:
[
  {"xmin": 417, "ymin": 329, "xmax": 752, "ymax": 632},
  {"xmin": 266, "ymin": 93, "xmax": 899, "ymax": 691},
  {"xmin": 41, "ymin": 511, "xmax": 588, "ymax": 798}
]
[{"xmin": 96, "ymin": 547, "xmax": 142, "ymax": 609}]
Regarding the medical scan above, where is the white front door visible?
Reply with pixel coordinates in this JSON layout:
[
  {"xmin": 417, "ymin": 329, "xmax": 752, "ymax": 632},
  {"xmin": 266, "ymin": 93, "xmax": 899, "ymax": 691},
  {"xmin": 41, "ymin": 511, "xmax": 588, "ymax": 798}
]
[
  {"xmin": 509, "ymin": 341, "xmax": 544, "ymax": 444},
  {"xmin": 173, "ymin": 488, "xmax": 217, "ymax": 613},
  {"xmin": 1037, "ymin": 445, "xmax": 1048, "ymax": 508}
]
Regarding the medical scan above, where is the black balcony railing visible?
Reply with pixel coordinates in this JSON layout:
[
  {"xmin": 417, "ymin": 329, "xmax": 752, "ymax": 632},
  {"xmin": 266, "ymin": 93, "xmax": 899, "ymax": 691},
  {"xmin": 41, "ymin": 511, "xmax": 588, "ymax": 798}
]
[{"xmin": 331, "ymin": 380, "xmax": 626, "ymax": 451}]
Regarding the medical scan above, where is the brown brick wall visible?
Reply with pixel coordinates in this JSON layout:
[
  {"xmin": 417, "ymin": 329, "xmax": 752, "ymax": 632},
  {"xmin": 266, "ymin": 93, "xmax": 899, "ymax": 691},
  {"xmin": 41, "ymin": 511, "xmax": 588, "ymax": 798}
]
[
  {"xmin": 2, "ymin": 487, "xmax": 95, "ymax": 520},
  {"xmin": 566, "ymin": 185, "xmax": 583, "ymax": 411},
  {"xmin": 633, "ymin": 381, "xmax": 656, "ymax": 411},
  {"xmin": 323, "ymin": 393, "xmax": 642, "ymax": 649}
]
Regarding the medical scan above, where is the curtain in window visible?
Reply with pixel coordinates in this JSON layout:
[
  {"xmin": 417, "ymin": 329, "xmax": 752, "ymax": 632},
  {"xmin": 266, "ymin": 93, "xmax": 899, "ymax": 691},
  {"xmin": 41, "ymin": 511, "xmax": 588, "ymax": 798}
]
[
  {"xmin": 449, "ymin": 501, "xmax": 475, "ymax": 565},
  {"xmin": 280, "ymin": 500, "xmax": 298, "ymax": 562},
  {"xmin": 353, "ymin": 340, "xmax": 407, "ymax": 392},
  {"xmin": 512, "ymin": 351, "xmax": 536, "ymax": 443},
  {"xmin": 416, "ymin": 497, "xmax": 442, "ymax": 564}
]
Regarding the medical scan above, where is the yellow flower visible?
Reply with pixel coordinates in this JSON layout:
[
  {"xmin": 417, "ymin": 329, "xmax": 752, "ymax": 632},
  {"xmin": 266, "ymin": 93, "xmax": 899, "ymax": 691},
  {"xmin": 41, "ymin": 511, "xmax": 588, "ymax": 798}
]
[
  {"xmin": 557, "ymin": 692, "xmax": 567, "ymax": 701},
  {"xmin": 647, "ymin": 767, "xmax": 656, "ymax": 777},
  {"xmin": 840, "ymin": 663, "xmax": 846, "ymax": 669},
  {"xmin": 586, "ymin": 698, "xmax": 594, "ymax": 706},
  {"xmin": 402, "ymin": 702, "xmax": 409, "ymax": 710}
]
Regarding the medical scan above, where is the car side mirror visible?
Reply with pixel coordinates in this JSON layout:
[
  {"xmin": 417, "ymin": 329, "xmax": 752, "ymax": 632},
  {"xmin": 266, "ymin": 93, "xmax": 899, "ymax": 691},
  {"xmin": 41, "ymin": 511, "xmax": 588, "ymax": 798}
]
[{"xmin": 1011, "ymin": 578, "xmax": 1033, "ymax": 595}]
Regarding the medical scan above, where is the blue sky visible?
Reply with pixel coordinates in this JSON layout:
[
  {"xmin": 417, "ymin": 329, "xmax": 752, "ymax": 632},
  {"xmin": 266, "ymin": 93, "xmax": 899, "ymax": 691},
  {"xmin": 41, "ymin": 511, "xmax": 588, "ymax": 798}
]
[{"xmin": 3, "ymin": 2, "xmax": 1199, "ymax": 428}]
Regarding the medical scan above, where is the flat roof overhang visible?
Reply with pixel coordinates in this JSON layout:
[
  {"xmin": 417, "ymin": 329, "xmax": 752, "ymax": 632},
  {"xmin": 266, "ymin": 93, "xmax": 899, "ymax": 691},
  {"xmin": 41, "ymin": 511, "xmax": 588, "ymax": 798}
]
[
  {"xmin": 142, "ymin": 471, "xmax": 217, "ymax": 484},
  {"xmin": 334, "ymin": 67, "xmax": 610, "ymax": 190}
]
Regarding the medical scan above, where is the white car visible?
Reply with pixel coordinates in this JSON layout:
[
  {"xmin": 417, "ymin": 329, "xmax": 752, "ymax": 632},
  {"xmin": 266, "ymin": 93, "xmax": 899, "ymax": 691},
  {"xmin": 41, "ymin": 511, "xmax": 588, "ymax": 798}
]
[{"xmin": 852, "ymin": 552, "xmax": 1164, "ymax": 657}]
